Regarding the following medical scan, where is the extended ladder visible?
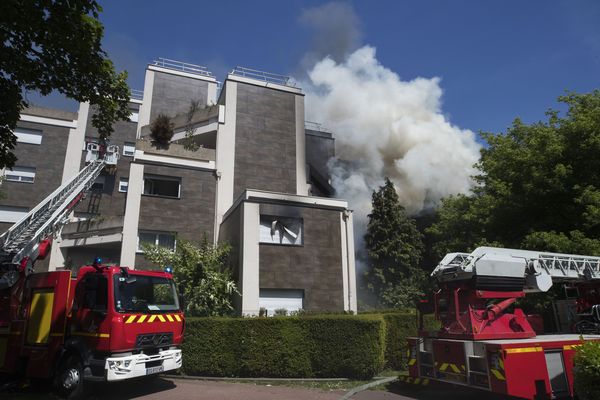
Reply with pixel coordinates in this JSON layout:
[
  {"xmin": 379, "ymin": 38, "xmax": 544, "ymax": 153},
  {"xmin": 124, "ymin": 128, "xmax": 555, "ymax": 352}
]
[{"xmin": 0, "ymin": 144, "xmax": 119, "ymax": 288}]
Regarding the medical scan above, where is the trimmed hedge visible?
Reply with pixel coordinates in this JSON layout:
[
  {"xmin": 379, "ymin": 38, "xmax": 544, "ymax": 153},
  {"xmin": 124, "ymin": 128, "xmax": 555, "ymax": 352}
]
[
  {"xmin": 363, "ymin": 312, "xmax": 439, "ymax": 370},
  {"xmin": 182, "ymin": 315, "xmax": 385, "ymax": 379},
  {"xmin": 181, "ymin": 312, "xmax": 434, "ymax": 378},
  {"xmin": 574, "ymin": 340, "xmax": 600, "ymax": 400}
]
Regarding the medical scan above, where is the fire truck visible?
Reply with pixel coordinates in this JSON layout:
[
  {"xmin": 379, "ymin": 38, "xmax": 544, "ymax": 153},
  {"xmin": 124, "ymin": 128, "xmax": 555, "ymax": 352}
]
[
  {"xmin": 0, "ymin": 145, "xmax": 184, "ymax": 398},
  {"xmin": 408, "ymin": 247, "xmax": 600, "ymax": 399}
]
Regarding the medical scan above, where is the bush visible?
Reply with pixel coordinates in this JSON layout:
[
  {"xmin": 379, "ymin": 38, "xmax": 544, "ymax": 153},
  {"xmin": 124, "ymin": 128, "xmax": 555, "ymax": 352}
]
[
  {"xmin": 361, "ymin": 311, "xmax": 439, "ymax": 370},
  {"xmin": 574, "ymin": 340, "xmax": 600, "ymax": 400},
  {"xmin": 150, "ymin": 114, "xmax": 174, "ymax": 146},
  {"xmin": 182, "ymin": 315, "xmax": 385, "ymax": 379}
]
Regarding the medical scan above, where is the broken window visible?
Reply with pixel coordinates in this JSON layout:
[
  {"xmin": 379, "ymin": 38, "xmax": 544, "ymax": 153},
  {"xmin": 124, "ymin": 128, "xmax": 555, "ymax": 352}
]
[{"xmin": 259, "ymin": 215, "xmax": 303, "ymax": 245}]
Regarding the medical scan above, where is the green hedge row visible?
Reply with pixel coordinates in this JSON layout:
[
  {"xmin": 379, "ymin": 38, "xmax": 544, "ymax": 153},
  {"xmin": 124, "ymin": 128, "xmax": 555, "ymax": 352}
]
[
  {"xmin": 182, "ymin": 312, "xmax": 436, "ymax": 378},
  {"xmin": 182, "ymin": 315, "xmax": 385, "ymax": 379},
  {"xmin": 574, "ymin": 340, "xmax": 600, "ymax": 400}
]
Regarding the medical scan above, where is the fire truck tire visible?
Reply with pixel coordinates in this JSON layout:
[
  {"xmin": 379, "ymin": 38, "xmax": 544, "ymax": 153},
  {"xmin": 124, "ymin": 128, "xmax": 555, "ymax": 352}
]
[{"xmin": 55, "ymin": 355, "xmax": 85, "ymax": 399}]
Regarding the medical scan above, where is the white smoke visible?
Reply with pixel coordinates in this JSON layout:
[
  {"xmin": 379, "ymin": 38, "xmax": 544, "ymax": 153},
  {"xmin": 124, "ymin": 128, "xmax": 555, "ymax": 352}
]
[{"xmin": 303, "ymin": 46, "xmax": 481, "ymax": 237}]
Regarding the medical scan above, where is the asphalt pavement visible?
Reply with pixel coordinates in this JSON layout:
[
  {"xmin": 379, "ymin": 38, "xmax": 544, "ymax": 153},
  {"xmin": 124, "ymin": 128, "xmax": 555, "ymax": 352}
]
[{"xmin": 6, "ymin": 376, "xmax": 513, "ymax": 400}]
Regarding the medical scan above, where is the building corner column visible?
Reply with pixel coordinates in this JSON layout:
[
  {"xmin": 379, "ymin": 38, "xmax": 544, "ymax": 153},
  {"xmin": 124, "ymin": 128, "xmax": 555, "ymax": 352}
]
[
  {"xmin": 120, "ymin": 162, "xmax": 144, "ymax": 268},
  {"xmin": 240, "ymin": 201, "xmax": 260, "ymax": 316}
]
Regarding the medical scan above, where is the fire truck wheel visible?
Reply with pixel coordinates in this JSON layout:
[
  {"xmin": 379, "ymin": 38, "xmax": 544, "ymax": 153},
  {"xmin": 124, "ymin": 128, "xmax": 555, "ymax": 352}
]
[{"xmin": 55, "ymin": 355, "xmax": 85, "ymax": 399}]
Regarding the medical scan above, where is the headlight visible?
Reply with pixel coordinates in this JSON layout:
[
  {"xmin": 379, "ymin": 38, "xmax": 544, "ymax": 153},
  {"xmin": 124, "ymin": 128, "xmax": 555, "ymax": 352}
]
[{"xmin": 124, "ymin": 360, "xmax": 131, "ymax": 368}]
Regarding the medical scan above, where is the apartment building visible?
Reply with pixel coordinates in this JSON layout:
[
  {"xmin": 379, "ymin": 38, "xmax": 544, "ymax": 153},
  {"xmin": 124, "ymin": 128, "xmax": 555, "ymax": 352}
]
[{"xmin": 0, "ymin": 59, "xmax": 357, "ymax": 315}]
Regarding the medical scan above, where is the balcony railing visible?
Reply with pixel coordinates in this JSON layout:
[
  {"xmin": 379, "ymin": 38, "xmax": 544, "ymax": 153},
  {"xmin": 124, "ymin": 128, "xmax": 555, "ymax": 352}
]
[
  {"xmin": 130, "ymin": 89, "xmax": 144, "ymax": 100},
  {"xmin": 230, "ymin": 66, "xmax": 296, "ymax": 88},
  {"xmin": 152, "ymin": 58, "xmax": 214, "ymax": 78}
]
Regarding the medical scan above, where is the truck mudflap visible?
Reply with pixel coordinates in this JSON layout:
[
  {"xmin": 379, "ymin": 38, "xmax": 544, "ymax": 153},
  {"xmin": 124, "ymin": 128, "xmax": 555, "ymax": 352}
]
[{"xmin": 104, "ymin": 349, "xmax": 182, "ymax": 381}]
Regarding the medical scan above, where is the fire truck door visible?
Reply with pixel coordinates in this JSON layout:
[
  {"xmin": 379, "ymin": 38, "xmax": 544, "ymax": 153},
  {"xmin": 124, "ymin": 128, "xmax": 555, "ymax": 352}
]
[
  {"xmin": 73, "ymin": 273, "xmax": 109, "ymax": 336},
  {"xmin": 23, "ymin": 271, "xmax": 72, "ymax": 378}
]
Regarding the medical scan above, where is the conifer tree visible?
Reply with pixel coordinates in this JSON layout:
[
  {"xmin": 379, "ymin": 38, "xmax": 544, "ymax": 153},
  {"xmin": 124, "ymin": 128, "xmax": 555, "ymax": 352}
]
[{"xmin": 364, "ymin": 178, "xmax": 426, "ymax": 308}]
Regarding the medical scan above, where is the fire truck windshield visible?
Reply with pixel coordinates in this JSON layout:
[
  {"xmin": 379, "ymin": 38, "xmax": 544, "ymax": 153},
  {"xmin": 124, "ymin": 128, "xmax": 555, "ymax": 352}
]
[{"xmin": 113, "ymin": 275, "xmax": 180, "ymax": 313}]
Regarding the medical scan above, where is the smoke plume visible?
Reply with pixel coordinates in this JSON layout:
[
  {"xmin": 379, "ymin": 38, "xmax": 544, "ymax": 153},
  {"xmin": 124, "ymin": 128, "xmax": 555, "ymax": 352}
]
[
  {"xmin": 298, "ymin": 2, "xmax": 362, "ymax": 70},
  {"xmin": 303, "ymin": 46, "xmax": 481, "ymax": 240}
]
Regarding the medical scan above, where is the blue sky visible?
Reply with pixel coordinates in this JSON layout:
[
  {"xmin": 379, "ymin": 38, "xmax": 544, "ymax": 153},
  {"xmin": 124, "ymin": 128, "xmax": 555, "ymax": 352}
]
[{"xmin": 30, "ymin": 0, "xmax": 600, "ymax": 136}]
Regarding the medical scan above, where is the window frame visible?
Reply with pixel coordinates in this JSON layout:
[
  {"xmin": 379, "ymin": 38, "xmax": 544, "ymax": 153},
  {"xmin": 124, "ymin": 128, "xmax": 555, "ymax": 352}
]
[
  {"xmin": 14, "ymin": 127, "xmax": 43, "ymax": 145},
  {"xmin": 142, "ymin": 174, "xmax": 181, "ymax": 199},
  {"xmin": 5, "ymin": 166, "xmax": 36, "ymax": 184},
  {"xmin": 136, "ymin": 230, "xmax": 177, "ymax": 253},
  {"xmin": 118, "ymin": 177, "xmax": 129, "ymax": 193},
  {"xmin": 123, "ymin": 142, "xmax": 136, "ymax": 157}
]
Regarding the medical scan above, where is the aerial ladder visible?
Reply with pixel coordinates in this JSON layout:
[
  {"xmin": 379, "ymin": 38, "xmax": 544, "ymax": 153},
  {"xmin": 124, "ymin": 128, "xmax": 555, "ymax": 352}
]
[
  {"xmin": 0, "ymin": 144, "xmax": 119, "ymax": 289},
  {"xmin": 407, "ymin": 247, "xmax": 600, "ymax": 400}
]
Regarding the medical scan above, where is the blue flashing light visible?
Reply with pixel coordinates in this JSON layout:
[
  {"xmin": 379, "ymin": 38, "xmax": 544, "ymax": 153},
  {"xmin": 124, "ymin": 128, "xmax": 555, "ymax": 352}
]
[
  {"xmin": 164, "ymin": 266, "xmax": 173, "ymax": 274},
  {"xmin": 93, "ymin": 257, "xmax": 102, "ymax": 266}
]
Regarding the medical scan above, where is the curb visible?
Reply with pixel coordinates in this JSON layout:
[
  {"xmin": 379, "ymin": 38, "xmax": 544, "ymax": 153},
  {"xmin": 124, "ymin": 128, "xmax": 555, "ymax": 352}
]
[
  {"xmin": 163, "ymin": 374, "xmax": 350, "ymax": 382},
  {"xmin": 339, "ymin": 376, "xmax": 398, "ymax": 400}
]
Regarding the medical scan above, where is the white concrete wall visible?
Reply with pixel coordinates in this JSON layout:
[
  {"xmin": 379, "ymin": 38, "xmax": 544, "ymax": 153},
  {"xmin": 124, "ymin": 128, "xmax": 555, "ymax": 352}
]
[
  {"xmin": 120, "ymin": 162, "xmax": 144, "ymax": 267},
  {"xmin": 213, "ymin": 81, "xmax": 238, "ymax": 241},
  {"xmin": 240, "ymin": 202, "xmax": 260, "ymax": 315},
  {"xmin": 137, "ymin": 69, "xmax": 155, "ymax": 138},
  {"xmin": 341, "ymin": 210, "xmax": 358, "ymax": 312},
  {"xmin": 295, "ymin": 95, "xmax": 309, "ymax": 196}
]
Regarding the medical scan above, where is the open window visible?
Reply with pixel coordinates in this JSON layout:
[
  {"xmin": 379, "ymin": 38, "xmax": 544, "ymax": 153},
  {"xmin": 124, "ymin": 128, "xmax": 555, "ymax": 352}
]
[{"xmin": 143, "ymin": 175, "xmax": 181, "ymax": 198}]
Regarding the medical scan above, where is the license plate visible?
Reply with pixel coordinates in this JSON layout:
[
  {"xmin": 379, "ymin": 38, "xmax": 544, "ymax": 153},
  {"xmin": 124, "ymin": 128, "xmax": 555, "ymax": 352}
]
[{"xmin": 146, "ymin": 365, "xmax": 164, "ymax": 375}]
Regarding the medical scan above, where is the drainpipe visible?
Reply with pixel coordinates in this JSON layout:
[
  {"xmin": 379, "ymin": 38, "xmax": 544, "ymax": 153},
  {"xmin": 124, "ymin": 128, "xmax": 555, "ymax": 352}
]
[{"xmin": 342, "ymin": 209, "xmax": 353, "ymax": 312}]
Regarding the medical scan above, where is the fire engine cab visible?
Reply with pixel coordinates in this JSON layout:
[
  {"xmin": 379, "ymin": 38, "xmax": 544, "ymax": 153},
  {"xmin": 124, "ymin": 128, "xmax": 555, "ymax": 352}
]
[
  {"xmin": 0, "ymin": 146, "xmax": 184, "ymax": 398},
  {"xmin": 408, "ymin": 247, "xmax": 600, "ymax": 399}
]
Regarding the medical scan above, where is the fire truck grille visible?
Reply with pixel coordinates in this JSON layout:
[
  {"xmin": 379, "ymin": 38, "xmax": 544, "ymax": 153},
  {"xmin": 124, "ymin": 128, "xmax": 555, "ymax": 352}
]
[{"xmin": 136, "ymin": 332, "xmax": 173, "ymax": 349}]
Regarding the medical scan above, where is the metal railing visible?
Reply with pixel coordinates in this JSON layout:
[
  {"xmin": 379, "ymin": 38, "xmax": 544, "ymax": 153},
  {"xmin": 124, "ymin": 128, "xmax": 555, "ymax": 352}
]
[
  {"xmin": 130, "ymin": 89, "xmax": 144, "ymax": 100},
  {"xmin": 305, "ymin": 121, "xmax": 332, "ymax": 133},
  {"xmin": 230, "ymin": 66, "xmax": 296, "ymax": 87},
  {"xmin": 152, "ymin": 58, "xmax": 214, "ymax": 78}
]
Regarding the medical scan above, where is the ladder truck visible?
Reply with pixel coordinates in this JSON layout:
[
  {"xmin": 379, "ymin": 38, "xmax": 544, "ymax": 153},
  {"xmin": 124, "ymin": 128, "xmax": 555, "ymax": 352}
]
[
  {"xmin": 0, "ymin": 144, "xmax": 184, "ymax": 398},
  {"xmin": 407, "ymin": 247, "xmax": 600, "ymax": 400}
]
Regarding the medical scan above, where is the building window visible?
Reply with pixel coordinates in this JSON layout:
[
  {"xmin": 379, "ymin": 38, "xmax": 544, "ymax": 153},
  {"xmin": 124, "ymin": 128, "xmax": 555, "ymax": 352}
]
[
  {"xmin": 129, "ymin": 110, "xmax": 139, "ymax": 123},
  {"xmin": 137, "ymin": 231, "xmax": 176, "ymax": 253},
  {"xmin": 5, "ymin": 166, "xmax": 36, "ymax": 183},
  {"xmin": 90, "ymin": 175, "xmax": 105, "ymax": 191},
  {"xmin": 259, "ymin": 289, "xmax": 304, "ymax": 316},
  {"xmin": 0, "ymin": 205, "xmax": 29, "ymax": 223},
  {"xmin": 143, "ymin": 175, "xmax": 181, "ymax": 198},
  {"xmin": 123, "ymin": 142, "xmax": 136, "ymax": 157},
  {"xmin": 118, "ymin": 177, "xmax": 129, "ymax": 192},
  {"xmin": 259, "ymin": 215, "xmax": 303, "ymax": 245},
  {"xmin": 14, "ymin": 127, "xmax": 42, "ymax": 145}
]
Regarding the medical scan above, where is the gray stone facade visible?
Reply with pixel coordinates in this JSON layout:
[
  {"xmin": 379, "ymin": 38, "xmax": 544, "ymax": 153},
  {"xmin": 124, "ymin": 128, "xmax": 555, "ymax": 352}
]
[
  {"xmin": 2, "ymin": 60, "xmax": 357, "ymax": 314},
  {"xmin": 150, "ymin": 71, "xmax": 210, "ymax": 121},
  {"xmin": 258, "ymin": 203, "xmax": 345, "ymax": 311},
  {"xmin": 233, "ymin": 83, "xmax": 298, "ymax": 198},
  {"xmin": 134, "ymin": 163, "xmax": 216, "ymax": 268}
]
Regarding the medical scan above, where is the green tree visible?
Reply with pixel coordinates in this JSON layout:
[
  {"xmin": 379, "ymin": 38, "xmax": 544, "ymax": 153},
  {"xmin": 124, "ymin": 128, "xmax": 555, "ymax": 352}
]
[
  {"xmin": 142, "ymin": 237, "xmax": 239, "ymax": 317},
  {"xmin": 364, "ymin": 178, "xmax": 426, "ymax": 308},
  {"xmin": 0, "ymin": 0, "xmax": 131, "ymax": 169},
  {"xmin": 428, "ymin": 90, "xmax": 600, "ymax": 258}
]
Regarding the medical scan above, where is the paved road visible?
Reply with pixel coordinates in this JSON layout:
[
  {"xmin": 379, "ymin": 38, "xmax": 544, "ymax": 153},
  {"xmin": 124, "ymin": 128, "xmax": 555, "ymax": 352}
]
[
  {"xmin": 7, "ymin": 376, "xmax": 513, "ymax": 400},
  {"xmin": 84, "ymin": 377, "xmax": 346, "ymax": 400}
]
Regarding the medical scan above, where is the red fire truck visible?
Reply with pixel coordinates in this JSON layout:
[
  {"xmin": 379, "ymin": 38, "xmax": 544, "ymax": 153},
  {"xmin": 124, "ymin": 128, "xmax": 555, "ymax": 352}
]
[
  {"xmin": 408, "ymin": 247, "xmax": 600, "ymax": 399},
  {"xmin": 0, "ymin": 146, "xmax": 184, "ymax": 398}
]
